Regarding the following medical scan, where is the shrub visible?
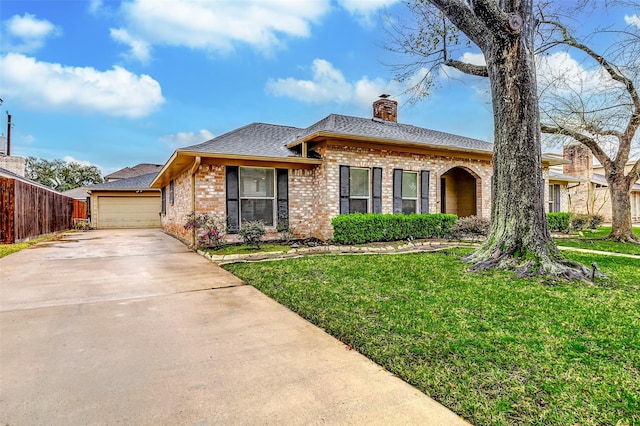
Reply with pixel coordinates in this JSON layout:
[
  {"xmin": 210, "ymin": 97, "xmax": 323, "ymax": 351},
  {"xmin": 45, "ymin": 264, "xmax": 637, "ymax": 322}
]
[
  {"xmin": 331, "ymin": 213, "xmax": 457, "ymax": 245},
  {"xmin": 184, "ymin": 212, "xmax": 226, "ymax": 248},
  {"xmin": 547, "ymin": 212, "xmax": 571, "ymax": 232},
  {"xmin": 570, "ymin": 213, "xmax": 605, "ymax": 232},
  {"xmin": 238, "ymin": 221, "xmax": 266, "ymax": 248},
  {"xmin": 450, "ymin": 215, "xmax": 490, "ymax": 240}
]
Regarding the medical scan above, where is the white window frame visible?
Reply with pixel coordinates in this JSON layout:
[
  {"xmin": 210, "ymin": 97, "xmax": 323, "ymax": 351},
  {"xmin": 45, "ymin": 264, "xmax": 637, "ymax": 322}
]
[
  {"xmin": 402, "ymin": 171, "xmax": 419, "ymax": 214},
  {"xmin": 239, "ymin": 166, "xmax": 276, "ymax": 226},
  {"xmin": 349, "ymin": 167, "xmax": 370, "ymax": 213}
]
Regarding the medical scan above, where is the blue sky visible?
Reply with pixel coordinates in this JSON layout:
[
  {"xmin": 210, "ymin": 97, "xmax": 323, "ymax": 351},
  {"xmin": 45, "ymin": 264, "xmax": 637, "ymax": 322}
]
[{"xmin": 1, "ymin": 1, "xmax": 637, "ymax": 175}]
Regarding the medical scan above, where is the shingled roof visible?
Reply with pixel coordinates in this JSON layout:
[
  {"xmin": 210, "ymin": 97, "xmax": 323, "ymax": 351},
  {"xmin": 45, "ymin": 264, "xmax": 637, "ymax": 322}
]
[
  {"xmin": 88, "ymin": 172, "xmax": 159, "ymax": 191},
  {"xmin": 293, "ymin": 114, "xmax": 495, "ymax": 153},
  {"xmin": 179, "ymin": 113, "xmax": 495, "ymax": 159},
  {"xmin": 181, "ymin": 123, "xmax": 301, "ymax": 158},
  {"xmin": 104, "ymin": 163, "xmax": 163, "ymax": 181}
]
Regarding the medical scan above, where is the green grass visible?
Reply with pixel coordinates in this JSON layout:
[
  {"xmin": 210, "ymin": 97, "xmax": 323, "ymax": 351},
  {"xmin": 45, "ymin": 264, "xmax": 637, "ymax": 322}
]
[
  {"xmin": 0, "ymin": 233, "xmax": 65, "ymax": 258},
  {"xmin": 201, "ymin": 243, "xmax": 292, "ymax": 256},
  {"xmin": 554, "ymin": 226, "xmax": 640, "ymax": 256},
  {"xmin": 224, "ymin": 250, "xmax": 640, "ymax": 425}
]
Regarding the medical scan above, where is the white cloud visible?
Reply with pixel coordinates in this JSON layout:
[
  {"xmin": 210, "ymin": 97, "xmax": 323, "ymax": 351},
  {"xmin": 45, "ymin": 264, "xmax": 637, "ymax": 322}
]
[
  {"xmin": 161, "ymin": 129, "xmax": 214, "ymax": 148},
  {"xmin": 266, "ymin": 59, "xmax": 404, "ymax": 109},
  {"xmin": 625, "ymin": 14, "xmax": 640, "ymax": 28},
  {"xmin": 2, "ymin": 13, "xmax": 61, "ymax": 53},
  {"xmin": 0, "ymin": 53, "xmax": 165, "ymax": 118},
  {"xmin": 62, "ymin": 156, "xmax": 99, "ymax": 168},
  {"xmin": 536, "ymin": 51, "xmax": 616, "ymax": 93},
  {"xmin": 110, "ymin": 28, "xmax": 151, "ymax": 63},
  {"xmin": 112, "ymin": 0, "xmax": 330, "ymax": 60},
  {"xmin": 336, "ymin": 0, "xmax": 402, "ymax": 26}
]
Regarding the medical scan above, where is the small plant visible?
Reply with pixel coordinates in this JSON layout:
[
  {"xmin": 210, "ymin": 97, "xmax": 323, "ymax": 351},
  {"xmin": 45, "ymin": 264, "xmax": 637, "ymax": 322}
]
[
  {"xmin": 570, "ymin": 214, "xmax": 606, "ymax": 232},
  {"xmin": 238, "ymin": 221, "xmax": 266, "ymax": 248},
  {"xmin": 184, "ymin": 212, "xmax": 226, "ymax": 248},
  {"xmin": 450, "ymin": 215, "xmax": 490, "ymax": 240},
  {"xmin": 277, "ymin": 214, "xmax": 297, "ymax": 243}
]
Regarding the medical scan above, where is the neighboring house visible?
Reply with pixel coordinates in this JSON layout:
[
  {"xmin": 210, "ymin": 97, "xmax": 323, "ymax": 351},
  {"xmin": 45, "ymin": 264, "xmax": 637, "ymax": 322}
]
[
  {"xmin": 104, "ymin": 163, "xmax": 163, "ymax": 182},
  {"xmin": 88, "ymin": 172, "xmax": 161, "ymax": 229},
  {"xmin": 559, "ymin": 144, "xmax": 640, "ymax": 222},
  {"xmin": 150, "ymin": 98, "xmax": 566, "ymax": 244}
]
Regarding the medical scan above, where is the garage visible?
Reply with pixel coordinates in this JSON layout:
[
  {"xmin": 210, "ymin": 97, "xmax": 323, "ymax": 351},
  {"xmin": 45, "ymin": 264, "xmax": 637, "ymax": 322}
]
[
  {"xmin": 93, "ymin": 195, "xmax": 161, "ymax": 228},
  {"xmin": 88, "ymin": 173, "xmax": 161, "ymax": 229}
]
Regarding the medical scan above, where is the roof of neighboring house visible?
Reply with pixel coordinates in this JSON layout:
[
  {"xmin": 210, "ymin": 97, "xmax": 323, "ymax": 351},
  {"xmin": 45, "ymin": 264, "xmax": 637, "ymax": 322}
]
[
  {"xmin": 104, "ymin": 163, "xmax": 163, "ymax": 181},
  {"xmin": 548, "ymin": 171, "xmax": 584, "ymax": 183},
  {"xmin": 592, "ymin": 173, "xmax": 640, "ymax": 190},
  {"xmin": 61, "ymin": 187, "xmax": 90, "ymax": 200},
  {"xmin": 88, "ymin": 172, "xmax": 160, "ymax": 191}
]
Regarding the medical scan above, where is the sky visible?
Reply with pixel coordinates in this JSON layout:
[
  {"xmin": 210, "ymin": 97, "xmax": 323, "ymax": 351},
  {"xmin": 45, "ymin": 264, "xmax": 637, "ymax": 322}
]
[{"xmin": 0, "ymin": 1, "xmax": 638, "ymax": 176}]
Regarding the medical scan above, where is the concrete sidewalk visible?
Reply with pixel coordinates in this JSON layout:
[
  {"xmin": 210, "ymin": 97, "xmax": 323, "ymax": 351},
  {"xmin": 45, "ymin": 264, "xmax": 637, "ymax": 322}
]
[{"xmin": 0, "ymin": 229, "xmax": 468, "ymax": 425}]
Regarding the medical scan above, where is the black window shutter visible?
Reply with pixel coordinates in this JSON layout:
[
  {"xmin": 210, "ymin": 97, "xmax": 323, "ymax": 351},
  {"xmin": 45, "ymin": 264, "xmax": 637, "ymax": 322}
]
[
  {"xmin": 277, "ymin": 169, "xmax": 289, "ymax": 228},
  {"xmin": 420, "ymin": 170, "xmax": 430, "ymax": 214},
  {"xmin": 372, "ymin": 167, "xmax": 382, "ymax": 214},
  {"xmin": 161, "ymin": 186, "xmax": 166, "ymax": 215},
  {"xmin": 226, "ymin": 166, "xmax": 239, "ymax": 233},
  {"xmin": 554, "ymin": 184, "xmax": 561, "ymax": 212},
  {"xmin": 339, "ymin": 165, "xmax": 350, "ymax": 214},
  {"xmin": 392, "ymin": 168, "xmax": 403, "ymax": 214}
]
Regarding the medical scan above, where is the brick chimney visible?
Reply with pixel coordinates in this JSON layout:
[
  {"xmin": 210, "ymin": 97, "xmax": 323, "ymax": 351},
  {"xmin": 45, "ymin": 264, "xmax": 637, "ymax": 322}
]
[
  {"xmin": 373, "ymin": 96, "xmax": 398, "ymax": 122},
  {"xmin": 563, "ymin": 144, "xmax": 593, "ymax": 180}
]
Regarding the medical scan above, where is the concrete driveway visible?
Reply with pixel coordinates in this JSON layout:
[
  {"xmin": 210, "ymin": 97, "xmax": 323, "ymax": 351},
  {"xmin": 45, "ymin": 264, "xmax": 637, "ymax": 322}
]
[{"xmin": 0, "ymin": 229, "xmax": 467, "ymax": 425}]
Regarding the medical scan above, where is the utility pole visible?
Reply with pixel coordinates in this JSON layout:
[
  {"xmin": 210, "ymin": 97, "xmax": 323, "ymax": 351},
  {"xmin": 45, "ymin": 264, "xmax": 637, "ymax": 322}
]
[{"xmin": 6, "ymin": 111, "xmax": 11, "ymax": 156}]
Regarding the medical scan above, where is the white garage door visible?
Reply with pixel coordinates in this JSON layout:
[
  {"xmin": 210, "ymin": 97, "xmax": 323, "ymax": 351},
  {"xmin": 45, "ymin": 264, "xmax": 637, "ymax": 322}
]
[{"xmin": 96, "ymin": 196, "xmax": 161, "ymax": 228}]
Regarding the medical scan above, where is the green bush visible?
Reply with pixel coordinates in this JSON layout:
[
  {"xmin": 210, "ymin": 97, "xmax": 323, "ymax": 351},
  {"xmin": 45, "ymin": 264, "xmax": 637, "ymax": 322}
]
[
  {"xmin": 547, "ymin": 212, "xmax": 571, "ymax": 232},
  {"xmin": 238, "ymin": 221, "xmax": 266, "ymax": 248},
  {"xmin": 451, "ymin": 215, "xmax": 490, "ymax": 239},
  {"xmin": 331, "ymin": 213, "xmax": 457, "ymax": 245}
]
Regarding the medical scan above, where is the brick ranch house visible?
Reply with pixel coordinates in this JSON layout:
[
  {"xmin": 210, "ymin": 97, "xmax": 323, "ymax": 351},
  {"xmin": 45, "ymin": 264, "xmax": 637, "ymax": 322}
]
[{"xmin": 151, "ymin": 98, "xmax": 579, "ymax": 245}]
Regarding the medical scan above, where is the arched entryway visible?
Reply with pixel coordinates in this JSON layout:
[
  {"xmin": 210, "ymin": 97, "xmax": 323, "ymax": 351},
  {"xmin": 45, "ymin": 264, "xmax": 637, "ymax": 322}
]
[{"xmin": 440, "ymin": 167, "xmax": 479, "ymax": 217}]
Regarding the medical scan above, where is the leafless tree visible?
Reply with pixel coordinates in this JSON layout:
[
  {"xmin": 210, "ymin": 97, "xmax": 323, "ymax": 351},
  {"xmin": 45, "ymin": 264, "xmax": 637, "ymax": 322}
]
[
  {"xmin": 536, "ymin": 7, "xmax": 640, "ymax": 242},
  {"xmin": 387, "ymin": 0, "xmax": 591, "ymax": 279}
]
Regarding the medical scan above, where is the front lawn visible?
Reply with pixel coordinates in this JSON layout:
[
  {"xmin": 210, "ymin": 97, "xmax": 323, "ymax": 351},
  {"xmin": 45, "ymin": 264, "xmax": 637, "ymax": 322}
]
[
  {"xmin": 224, "ymin": 249, "xmax": 639, "ymax": 425},
  {"xmin": 553, "ymin": 226, "xmax": 640, "ymax": 256}
]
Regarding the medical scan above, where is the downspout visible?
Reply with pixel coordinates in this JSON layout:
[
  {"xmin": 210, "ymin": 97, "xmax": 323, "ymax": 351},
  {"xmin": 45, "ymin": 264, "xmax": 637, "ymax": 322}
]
[{"xmin": 190, "ymin": 156, "xmax": 201, "ymax": 248}]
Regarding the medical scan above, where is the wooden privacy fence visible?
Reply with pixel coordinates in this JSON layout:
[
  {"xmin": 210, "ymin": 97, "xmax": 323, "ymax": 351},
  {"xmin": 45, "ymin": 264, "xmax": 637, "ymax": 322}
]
[{"xmin": 0, "ymin": 177, "xmax": 86, "ymax": 244}]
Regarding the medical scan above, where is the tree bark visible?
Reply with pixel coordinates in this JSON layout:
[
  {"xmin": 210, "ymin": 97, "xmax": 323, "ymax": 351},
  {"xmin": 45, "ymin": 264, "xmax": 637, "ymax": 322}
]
[
  {"xmin": 607, "ymin": 175, "xmax": 637, "ymax": 242},
  {"xmin": 426, "ymin": 0, "xmax": 591, "ymax": 279}
]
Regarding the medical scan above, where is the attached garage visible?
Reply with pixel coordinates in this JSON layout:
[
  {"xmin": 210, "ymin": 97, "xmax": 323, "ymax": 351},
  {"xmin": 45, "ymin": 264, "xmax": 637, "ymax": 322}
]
[
  {"xmin": 92, "ymin": 194, "xmax": 160, "ymax": 228},
  {"xmin": 88, "ymin": 172, "xmax": 161, "ymax": 229}
]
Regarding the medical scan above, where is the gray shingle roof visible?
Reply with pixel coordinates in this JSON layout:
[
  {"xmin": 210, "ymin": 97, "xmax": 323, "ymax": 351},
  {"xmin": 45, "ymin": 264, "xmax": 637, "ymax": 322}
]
[
  {"xmin": 179, "ymin": 114, "xmax": 495, "ymax": 158},
  {"xmin": 295, "ymin": 114, "xmax": 495, "ymax": 152},
  {"xmin": 104, "ymin": 163, "xmax": 163, "ymax": 180},
  {"xmin": 181, "ymin": 123, "xmax": 301, "ymax": 158},
  {"xmin": 61, "ymin": 187, "xmax": 90, "ymax": 199},
  {"xmin": 88, "ymin": 172, "xmax": 159, "ymax": 190}
]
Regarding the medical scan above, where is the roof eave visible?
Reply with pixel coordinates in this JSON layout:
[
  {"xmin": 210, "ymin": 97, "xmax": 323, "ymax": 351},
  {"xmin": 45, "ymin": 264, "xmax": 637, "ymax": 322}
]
[
  {"xmin": 287, "ymin": 131, "xmax": 493, "ymax": 157},
  {"xmin": 150, "ymin": 150, "xmax": 323, "ymax": 189}
]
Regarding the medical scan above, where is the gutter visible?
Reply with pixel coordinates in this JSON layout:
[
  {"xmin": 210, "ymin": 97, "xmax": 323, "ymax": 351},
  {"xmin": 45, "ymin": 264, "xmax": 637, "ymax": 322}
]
[{"xmin": 190, "ymin": 156, "xmax": 201, "ymax": 248}]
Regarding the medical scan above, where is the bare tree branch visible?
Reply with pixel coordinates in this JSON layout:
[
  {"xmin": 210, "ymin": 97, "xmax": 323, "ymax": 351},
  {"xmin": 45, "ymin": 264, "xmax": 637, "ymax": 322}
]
[{"xmin": 443, "ymin": 59, "xmax": 489, "ymax": 76}]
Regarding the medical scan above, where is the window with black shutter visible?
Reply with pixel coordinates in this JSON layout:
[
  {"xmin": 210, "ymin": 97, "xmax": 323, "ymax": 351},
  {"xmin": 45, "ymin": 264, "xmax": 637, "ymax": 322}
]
[{"xmin": 420, "ymin": 170, "xmax": 430, "ymax": 214}]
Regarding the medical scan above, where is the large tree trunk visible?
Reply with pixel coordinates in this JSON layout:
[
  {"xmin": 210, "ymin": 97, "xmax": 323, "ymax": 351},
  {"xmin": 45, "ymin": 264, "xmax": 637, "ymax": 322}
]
[
  {"xmin": 607, "ymin": 177, "xmax": 637, "ymax": 242},
  {"xmin": 462, "ymin": 9, "xmax": 589, "ymax": 280}
]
